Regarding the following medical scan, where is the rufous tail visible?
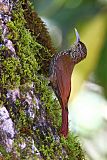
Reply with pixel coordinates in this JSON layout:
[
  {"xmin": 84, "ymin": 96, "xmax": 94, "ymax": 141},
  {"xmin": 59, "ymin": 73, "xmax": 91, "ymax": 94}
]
[{"xmin": 60, "ymin": 106, "xmax": 68, "ymax": 138}]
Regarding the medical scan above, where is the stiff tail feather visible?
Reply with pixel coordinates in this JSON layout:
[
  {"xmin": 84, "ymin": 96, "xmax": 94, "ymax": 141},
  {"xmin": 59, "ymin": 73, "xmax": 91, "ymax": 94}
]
[{"xmin": 60, "ymin": 106, "xmax": 68, "ymax": 138}]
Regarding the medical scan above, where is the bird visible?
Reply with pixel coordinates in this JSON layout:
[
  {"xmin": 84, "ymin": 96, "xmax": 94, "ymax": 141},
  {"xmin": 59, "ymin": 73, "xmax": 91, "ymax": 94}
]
[{"xmin": 49, "ymin": 28, "xmax": 87, "ymax": 138}]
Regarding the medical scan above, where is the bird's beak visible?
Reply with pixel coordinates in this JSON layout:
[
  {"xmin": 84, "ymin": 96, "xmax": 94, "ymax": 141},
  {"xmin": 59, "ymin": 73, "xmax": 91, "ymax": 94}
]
[{"xmin": 75, "ymin": 28, "xmax": 80, "ymax": 43}]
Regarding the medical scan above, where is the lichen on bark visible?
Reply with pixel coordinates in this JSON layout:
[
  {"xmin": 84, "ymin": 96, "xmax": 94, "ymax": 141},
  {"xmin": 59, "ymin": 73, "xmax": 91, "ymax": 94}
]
[{"xmin": 0, "ymin": 0, "xmax": 85, "ymax": 159}]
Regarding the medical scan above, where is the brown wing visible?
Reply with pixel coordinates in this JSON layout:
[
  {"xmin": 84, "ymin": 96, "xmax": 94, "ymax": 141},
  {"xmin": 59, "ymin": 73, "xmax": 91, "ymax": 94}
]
[{"xmin": 56, "ymin": 55, "xmax": 75, "ymax": 107}]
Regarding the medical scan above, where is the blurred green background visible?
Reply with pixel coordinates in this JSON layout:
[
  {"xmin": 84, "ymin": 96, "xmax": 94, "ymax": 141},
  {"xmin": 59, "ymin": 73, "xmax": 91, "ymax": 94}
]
[{"xmin": 32, "ymin": 0, "xmax": 107, "ymax": 98}]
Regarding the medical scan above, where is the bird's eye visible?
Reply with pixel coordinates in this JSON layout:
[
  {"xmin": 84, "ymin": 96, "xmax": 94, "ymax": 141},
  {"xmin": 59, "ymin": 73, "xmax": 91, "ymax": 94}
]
[{"xmin": 77, "ymin": 43, "xmax": 80, "ymax": 47}]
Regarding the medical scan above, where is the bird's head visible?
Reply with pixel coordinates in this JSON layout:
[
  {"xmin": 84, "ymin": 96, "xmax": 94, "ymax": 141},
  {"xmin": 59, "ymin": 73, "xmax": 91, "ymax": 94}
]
[{"xmin": 71, "ymin": 28, "xmax": 87, "ymax": 64}]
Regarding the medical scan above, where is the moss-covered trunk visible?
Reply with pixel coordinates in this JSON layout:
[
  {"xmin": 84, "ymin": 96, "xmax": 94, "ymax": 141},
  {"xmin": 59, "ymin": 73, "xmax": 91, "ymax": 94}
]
[{"xmin": 0, "ymin": 0, "xmax": 85, "ymax": 159}]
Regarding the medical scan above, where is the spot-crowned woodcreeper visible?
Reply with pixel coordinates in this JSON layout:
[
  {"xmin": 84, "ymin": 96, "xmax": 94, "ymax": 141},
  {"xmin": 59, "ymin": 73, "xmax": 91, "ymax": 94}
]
[{"xmin": 49, "ymin": 29, "xmax": 87, "ymax": 138}]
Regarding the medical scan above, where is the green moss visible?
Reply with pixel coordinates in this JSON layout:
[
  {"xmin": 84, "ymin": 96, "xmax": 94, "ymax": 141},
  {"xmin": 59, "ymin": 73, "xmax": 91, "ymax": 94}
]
[
  {"xmin": 34, "ymin": 131, "xmax": 67, "ymax": 159},
  {"xmin": 0, "ymin": 144, "xmax": 12, "ymax": 160},
  {"xmin": 1, "ymin": 3, "xmax": 41, "ymax": 90},
  {"xmin": 13, "ymin": 136, "xmax": 38, "ymax": 160},
  {"xmin": 0, "ymin": 0, "xmax": 54, "ymax": 90},
  {"xmin": 61, "ymin": 134, "xmax": 86, "ymax": 160},
  {"xmin": 21, "ymin": 0, "xmax": 55, "ymax": 75},
  {"xmin": 1, "ymin": 56, "xmax": 20, "ymax": 88}
]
